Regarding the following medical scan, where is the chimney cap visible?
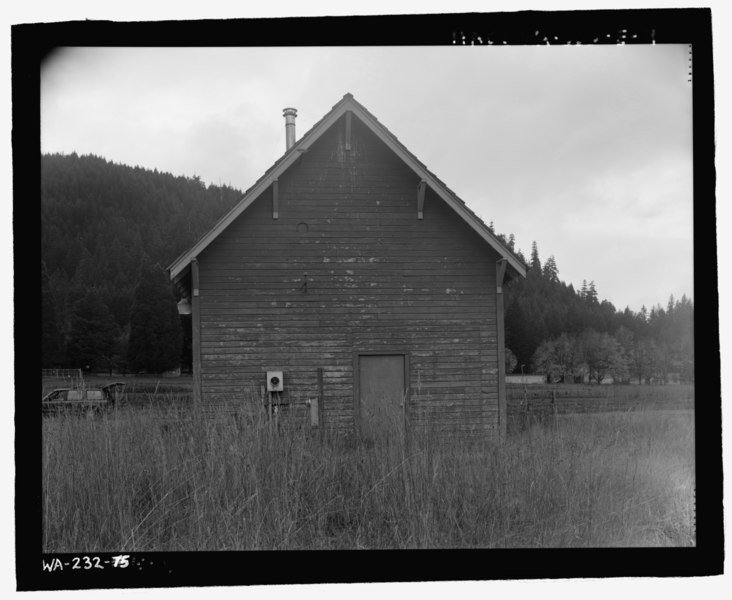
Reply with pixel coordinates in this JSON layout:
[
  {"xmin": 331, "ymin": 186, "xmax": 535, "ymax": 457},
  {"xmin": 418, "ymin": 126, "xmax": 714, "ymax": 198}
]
[{"xmin": 283, "ymin": 107, "xmax": 298, "ymax": 117}]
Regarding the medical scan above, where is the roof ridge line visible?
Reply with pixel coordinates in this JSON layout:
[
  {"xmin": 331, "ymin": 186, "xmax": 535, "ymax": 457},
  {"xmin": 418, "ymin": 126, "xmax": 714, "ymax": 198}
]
[{"xmin": 168, "ymin": 94, "xmax": 527, "ymax": 282}]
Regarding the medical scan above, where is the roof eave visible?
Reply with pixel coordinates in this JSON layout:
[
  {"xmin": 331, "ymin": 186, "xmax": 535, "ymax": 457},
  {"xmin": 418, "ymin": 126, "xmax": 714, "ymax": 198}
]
[
  {"xmin": 168, "ymin": 96, "xmax": 356, "ymax": 282},
  {"xmin": 347, "ymin": 99, "xmax": 527, "ymax": 278},
  {"xmin": 168, "ymin": 94, "xmax": 527, "ymax": 281}
]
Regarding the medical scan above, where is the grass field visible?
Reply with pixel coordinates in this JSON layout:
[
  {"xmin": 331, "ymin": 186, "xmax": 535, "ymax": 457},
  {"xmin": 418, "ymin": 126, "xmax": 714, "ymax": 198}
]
[{"xmin": 41, "ymin": 394, "xmax": 695, "ymax": 551}]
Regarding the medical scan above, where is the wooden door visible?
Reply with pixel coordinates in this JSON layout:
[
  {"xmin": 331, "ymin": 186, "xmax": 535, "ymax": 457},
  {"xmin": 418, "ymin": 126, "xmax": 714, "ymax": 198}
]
[{"xmin": 357, "ymin": 354, "xmax": 405, "ymax": 442}]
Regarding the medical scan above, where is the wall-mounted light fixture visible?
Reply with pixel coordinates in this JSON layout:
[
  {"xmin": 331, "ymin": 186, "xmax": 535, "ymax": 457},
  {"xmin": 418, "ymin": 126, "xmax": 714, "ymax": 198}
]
[{"xmin": 177, "ymin": 298, "xmax": 192, "ymax": 315}]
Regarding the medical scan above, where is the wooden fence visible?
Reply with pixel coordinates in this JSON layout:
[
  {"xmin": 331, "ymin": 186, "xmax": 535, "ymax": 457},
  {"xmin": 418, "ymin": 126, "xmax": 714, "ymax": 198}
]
[
  {"xmin": 41, "ymin": 369, "xmax": 85, "ymax": 396},
  {"xmin": 42, "ymin": 373, "xmax": 694, "ymax": 428},
  {"xmin": 507, "ymin": 383, "xmax": 694, "ymax": 431},
  {"xmin": 41, "ymin": 368, "xmax": 82, "ymax": 378}
]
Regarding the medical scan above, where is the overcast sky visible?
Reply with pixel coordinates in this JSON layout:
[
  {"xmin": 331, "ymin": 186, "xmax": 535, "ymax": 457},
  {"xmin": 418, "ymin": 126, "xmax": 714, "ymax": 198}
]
[{"xmin": 41, "ymin": 44, "xmax": 693, "ymax": 313}]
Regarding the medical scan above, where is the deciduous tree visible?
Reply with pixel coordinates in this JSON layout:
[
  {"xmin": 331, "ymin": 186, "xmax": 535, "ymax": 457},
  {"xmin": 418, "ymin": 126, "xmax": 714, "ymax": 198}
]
[
  {"xmin": 505, "ymin": 346, "xmax": 518, "ymax": 374},
  {"xmin": 580, "ymin": 329, "xmax": 628, "ymax": 384},
  {"xmin": 532, "ymin": 333, "xmax": 586, "ymax": 383}
]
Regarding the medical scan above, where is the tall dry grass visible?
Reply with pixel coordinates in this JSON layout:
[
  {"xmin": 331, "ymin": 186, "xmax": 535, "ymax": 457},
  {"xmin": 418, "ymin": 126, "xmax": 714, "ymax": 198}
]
[{"xmin": 42, "ymin": 399, "xmax": 695, "ymax": 551}]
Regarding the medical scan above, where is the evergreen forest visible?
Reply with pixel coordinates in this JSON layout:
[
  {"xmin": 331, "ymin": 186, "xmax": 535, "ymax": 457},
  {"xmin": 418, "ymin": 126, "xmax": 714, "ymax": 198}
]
[
  {"xmin": 40, "ymin": 153, "xmax": 694, "ymax": 382},
  {"xmin": 496, "ymin": 235, "xmax": 694, "ymax": 383},
  {"xmin": 41, "ymin": 153, "xmax": 241, "ymax": 373}
]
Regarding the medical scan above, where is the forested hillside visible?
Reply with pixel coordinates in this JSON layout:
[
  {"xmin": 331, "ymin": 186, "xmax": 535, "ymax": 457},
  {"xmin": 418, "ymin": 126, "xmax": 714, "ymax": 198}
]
[
  {"xmin": 498, "ymin": 235, "xmax": 694, "ymax": 383},
  {"xmin": 40, "ymin": 152, "xmax": 693, "ymax": 381},
  {"xmin": 41, "ymin": 152, "xmax": 241, "ymax": 371}
]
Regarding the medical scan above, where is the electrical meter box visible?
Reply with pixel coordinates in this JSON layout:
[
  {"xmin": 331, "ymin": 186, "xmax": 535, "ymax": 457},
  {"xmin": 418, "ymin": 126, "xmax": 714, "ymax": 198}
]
[{"xmin": 266, "ymin": 370, "xmax": 284, "ymax": 392}]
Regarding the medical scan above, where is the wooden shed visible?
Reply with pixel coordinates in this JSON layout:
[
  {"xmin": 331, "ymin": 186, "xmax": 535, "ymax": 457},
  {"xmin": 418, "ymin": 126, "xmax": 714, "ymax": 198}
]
[{"xmin": 168, "ymin": 93, "xmax": 526, "ymax": 440}]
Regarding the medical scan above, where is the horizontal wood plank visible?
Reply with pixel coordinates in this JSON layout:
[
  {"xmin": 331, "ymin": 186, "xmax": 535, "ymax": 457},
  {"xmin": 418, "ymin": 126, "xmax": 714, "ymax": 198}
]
[{"xmin": 195, "ymin": 113, "xmax": 503, "ymax": 434}]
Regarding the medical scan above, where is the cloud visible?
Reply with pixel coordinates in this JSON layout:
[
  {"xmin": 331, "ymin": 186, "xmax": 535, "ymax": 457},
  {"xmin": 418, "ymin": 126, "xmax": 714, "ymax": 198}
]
[{"xmin": 40, "ymin": 45, "xmax": 694, "ymax": 313}]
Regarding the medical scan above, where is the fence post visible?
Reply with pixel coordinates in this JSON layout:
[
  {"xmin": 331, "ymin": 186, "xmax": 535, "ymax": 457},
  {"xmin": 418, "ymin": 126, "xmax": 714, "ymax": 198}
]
[{"xmin": 317, "ymin": 367, "xmax": 324, "ymax": 442}]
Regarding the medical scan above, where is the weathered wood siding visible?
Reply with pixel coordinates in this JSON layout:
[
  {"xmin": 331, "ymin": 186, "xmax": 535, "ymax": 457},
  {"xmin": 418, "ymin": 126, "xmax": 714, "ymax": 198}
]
[{"xmin": 196, "ymin": 114, "xmax": 502, "ymax": 437}]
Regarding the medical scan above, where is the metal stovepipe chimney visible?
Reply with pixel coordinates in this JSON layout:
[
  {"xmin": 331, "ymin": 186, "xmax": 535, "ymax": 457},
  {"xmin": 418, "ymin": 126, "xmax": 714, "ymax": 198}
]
[{"xmin": 283, "ymin": 107, "xmax": 297, "ymax": 150}]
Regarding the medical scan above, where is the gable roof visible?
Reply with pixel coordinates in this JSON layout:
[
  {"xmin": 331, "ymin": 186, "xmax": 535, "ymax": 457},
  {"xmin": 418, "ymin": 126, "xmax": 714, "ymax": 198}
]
[{"xmin": 168, "ymin": 93, "xmax": 527, "ymax": 283}]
